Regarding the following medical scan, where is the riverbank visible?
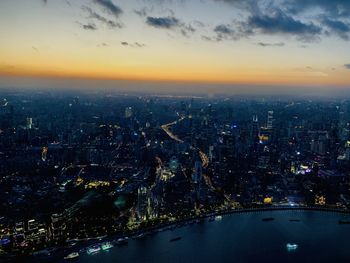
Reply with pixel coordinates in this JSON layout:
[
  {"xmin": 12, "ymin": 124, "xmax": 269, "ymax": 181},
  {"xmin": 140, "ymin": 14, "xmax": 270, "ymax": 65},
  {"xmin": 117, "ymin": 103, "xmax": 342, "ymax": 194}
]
[{"xmin": 4, "ymin": 205, "xmax": 350, "ymax": 263}]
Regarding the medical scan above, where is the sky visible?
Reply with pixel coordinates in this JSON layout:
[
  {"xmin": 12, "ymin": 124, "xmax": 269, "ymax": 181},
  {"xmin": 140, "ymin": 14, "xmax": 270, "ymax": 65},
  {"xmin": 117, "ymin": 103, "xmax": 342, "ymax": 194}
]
[{"xmin": 0, "ymin": 0, "xmax": 349, "ymax": 94}]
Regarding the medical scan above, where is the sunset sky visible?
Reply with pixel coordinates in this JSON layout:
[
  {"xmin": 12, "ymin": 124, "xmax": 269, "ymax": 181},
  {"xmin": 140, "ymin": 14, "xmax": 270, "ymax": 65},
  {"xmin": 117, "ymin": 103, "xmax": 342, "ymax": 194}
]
[{"xmin": 0, "ymin": 0, "xmax": 349, "ymax": 93}]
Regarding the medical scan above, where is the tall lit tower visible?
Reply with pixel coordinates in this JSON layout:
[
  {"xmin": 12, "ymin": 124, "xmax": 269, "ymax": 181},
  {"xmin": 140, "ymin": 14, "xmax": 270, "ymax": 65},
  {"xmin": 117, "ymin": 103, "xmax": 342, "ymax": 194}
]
[
  {"xmin": 267, "ymin": 111, "xmax": 274, "ymax": 130},
  {"xmin": 137, "ymin": 186, "xmax": 149, "ymax": 221},
  {"xmin": 251, "ymin": 115, "xmax": 259, "ymax": 143},
  {"xmin": 136, "ymin": 185, "xmax": 157, "ymax": 221},
  {"xmin": 26, "ymin": 117, "xmax": 33, "ymax": 129}
]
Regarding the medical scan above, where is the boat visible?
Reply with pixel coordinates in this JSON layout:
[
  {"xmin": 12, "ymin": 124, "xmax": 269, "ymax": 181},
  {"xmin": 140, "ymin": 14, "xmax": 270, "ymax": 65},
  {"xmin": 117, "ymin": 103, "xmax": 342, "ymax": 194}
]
[
  {"xmin": 64, "ymin": 252, "xmax": 79, "ymax": 260},
  {"xmin": 215, "ymin": 215, "xmax": 222, "ymax": 221},
  {"xmin": 208, "ymin": 216, "xmax": 215, "ymax": 222},
  {"xmin": 338, "ymin": 219, "xmax": 350, "ymax": 224},
  {"xmin": 67, "ymin": 242, "xmax": 77, "ymax": 248},
  {"xmin": 262, "ymin": 217, "xmax": 275, "ymax": 222},
  {"xmin": 289, "ymin": 219, "xmax": 300, "ymax": 222},
  {"xmin": 87, "ymin": 245, "xmax": 101, "ymax": 255},
  {"xmin": 286, "ymin": 243, "xmax": 298, "ymax": 251},
  {"xmin": 101, "ymin": 242, "xmax": 113, "ymax": 250},
  {"xmin": 116, "ymin": 238, "xmax": 128, "ymax": 246},
  {"xmin": 134, "ymin": 233, "xmax": 145, "ymax": 239},
  {"xmin": 169, "ymin": 237, "xmax": 181, "ymax": 242}
]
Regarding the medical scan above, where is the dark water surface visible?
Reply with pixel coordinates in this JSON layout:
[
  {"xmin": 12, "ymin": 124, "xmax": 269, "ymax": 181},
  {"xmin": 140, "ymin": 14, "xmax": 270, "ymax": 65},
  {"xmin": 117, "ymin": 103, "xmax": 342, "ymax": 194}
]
[{"xmin": 60, "ymin": 210, "xmax": 350, "ymax": 263}]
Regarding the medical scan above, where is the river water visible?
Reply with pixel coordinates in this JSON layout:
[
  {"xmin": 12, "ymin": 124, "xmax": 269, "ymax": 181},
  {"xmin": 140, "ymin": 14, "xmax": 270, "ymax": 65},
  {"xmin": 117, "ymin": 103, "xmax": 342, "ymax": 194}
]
[{"xmin": 59, "ymin": 210, "xmax": 350, "ymax": 263}]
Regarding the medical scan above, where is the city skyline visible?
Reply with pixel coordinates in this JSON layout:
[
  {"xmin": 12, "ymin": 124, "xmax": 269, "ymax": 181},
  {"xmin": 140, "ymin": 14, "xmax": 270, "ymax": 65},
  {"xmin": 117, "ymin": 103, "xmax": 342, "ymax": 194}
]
[{"xmin": 0, "ymin": 0, "xmax": 350, "ymax": 93}]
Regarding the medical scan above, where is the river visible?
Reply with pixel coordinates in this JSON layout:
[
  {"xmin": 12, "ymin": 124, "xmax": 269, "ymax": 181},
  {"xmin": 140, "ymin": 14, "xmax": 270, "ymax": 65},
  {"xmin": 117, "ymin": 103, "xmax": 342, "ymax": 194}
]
[{"xmin": 57, "ymin": 210, "xmax": 350, "ymax": 263}]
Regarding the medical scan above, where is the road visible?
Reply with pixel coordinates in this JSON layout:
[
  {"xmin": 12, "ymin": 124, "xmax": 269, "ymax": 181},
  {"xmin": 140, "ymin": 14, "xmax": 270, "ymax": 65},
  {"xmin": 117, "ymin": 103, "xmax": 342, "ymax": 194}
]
[
  {"xmin": 161, "ymin": 116, "xmax": 208, "ymax": 168},
  {"xmin": 160, "ymin": 116, "xmax": 234, "ymax": 203}
]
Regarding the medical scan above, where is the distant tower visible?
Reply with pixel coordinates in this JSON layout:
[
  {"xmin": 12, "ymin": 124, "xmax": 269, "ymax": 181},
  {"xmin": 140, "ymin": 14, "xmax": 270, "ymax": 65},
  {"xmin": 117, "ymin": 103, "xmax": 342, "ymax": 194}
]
[
  {"xmin": 339, "ymin": 103, "xmax": 350, "ymax": 142},
  {"xmin": 26, "ymin": 117, "xmax": 33, "ymax": 129},
  {"xmin": 137, "ymin": 186, "xmax": 149, "ymax": 221},
  {"xmin": 192, "ymin": 161, "xmax": 202, "ymax": 183},
  {"xmin": 345, "ymin": 141, "xmax": 350, "ymax": 160},
  {"xmin": 251, "ymin": 115, "xmax": 260, "ymax": 143},
  {"xmin": 267, "ymin": 111, "xmax": 274, "ymax": 130},
  {"xmin": 125, "ymin": 107, "xmax": 133, "ymax": 118},
  {"xmin": 137, "ymin": 186, "xmax": 157, "ymax": 221}
]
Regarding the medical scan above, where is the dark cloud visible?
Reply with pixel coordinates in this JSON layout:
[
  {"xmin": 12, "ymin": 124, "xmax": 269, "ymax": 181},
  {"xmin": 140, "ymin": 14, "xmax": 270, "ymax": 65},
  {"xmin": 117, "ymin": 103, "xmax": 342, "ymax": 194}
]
[
  {"xmin": 283, "ymin": 0, "xmax": 350, "ymax": 17},
  {"xmin": 146, "ymin": 16, "xmax": 180, "ymax": 29},
  {"xmin": 214, "ymin": 24, "xmax": 235, "ymax": 35},
  {"xmin": 322, "ymin": 17, "xmax": 350, "ymax": 40},
  {"xmin": 257, "ymin": 42, "xmax": 285, "ymax": 47},
  {"xmin": 214, "ymin": 0, "xmax": 350, "ymax": 42},
  {"xmin": 203, "ymin": 21, "xmax": 252, "ymax": 41},
  {"xmin": 247, "ymin": 10, "xmax": 321, "ymax": 37},
  {"xmin": 93, "ymin": 0, "xmax": 123, "ymax": 18},
  {"xmin": 134, "ymin": 42, "xmax": 146, "ymax": 48},
  {"xmin": 201, "ymin": 35, "xmax": 214, "ymax": 41},
  {"xmin": 345, "ymin": 64, "xmax": 350, "ymax": 69},
  {"xmin": 121, "ymin": 41, "xmax": 146, "ymax": 48},
  {"xmin": 82, "ymin": 23, "xmax": 97, "ymax": 30},
  {"xmin": 213, "ymin": 24, "xmax": 237, "ymax": 40},
  {"xmin": 216, "ymin": 0, "xmax": 350, "ymax": 17},
  {"xmin": 180, "ymin": 24, "xmax": 196, "ymax": 37},
  {"xmin": 145, "ymin": 15, "xmax": 196, "ymax": 37},
  {"xmin": 82, "ymin": 6, "xmax": 123, "ymax": 29}
]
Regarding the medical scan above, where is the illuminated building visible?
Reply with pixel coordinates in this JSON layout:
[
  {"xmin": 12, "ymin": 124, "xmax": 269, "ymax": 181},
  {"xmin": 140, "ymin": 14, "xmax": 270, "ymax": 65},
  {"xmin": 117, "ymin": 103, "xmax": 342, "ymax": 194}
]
[
  {"xmin": 26, "ymin": 117, "xmax": 33, "ymax": 129},
  {"xmin": 267, "ymin": 111, "xmax": 274, "ymax": 130},
  {"xmin": 345, "ymin": 141, "xmax": 350, "ymax": 160},
  {"xmin": 27, "ymin": 219, "xmax": 38, "ymax": 233},
  {"xmin": 169, "ymin": 156, "xmax": 179, "ymax": 172},
  {"xmin": 51, "ymin": 213, "xmax": 67, "ymax": 241},
  {"xmin": 125, "ymin": 107, "xmax": 133, "ymax": 118},
  {"xmin": 251, "ymin": 115, "xmax": 260, "ymax": 146},
  {"xmin": 315, "ymin": 195, "xmax": 326, "ymax": 206},
  {"xmin": 310, "ymin": 131, "xmax": 328, "ymax": 156},
  {"xmin": 136, "ymin": 186, "xmax": 158, "ymax": 221},
  {"xmin": 41, "ymin": 147, "xmax": 48, "ymax": 162},
  {"xmin": 264, "ymin": 197, "xmax": 273, "ymax": 204}
]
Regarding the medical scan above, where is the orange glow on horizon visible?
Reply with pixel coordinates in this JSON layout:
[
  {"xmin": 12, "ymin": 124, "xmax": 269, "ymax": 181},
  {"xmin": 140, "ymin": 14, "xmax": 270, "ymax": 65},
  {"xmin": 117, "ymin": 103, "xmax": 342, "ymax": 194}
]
[{"xmin": 1, "ymin": 65, "xmax": 349, "ymax": 88}]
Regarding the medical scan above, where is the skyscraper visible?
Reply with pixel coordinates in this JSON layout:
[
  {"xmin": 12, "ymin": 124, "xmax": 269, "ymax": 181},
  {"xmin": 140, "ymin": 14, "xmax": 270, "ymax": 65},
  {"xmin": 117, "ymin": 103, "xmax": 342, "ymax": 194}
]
[
  {"xmin": 136, "ymin": 185, "xmax": 158, "ymax": 221},
  {"xmin": 267, "ymin": 111, "xmax": 274, "ymax": 130},
  {"xmin": 251, "ymin": 115, "xmax": 260, "ymax": 145},
  {"xmin": 26, "ymin": 117, "xmax": 33, "ymax": 129},
  {"xmin": 192, "ymin": 161, "xmax": 202, "ymax": 183}
]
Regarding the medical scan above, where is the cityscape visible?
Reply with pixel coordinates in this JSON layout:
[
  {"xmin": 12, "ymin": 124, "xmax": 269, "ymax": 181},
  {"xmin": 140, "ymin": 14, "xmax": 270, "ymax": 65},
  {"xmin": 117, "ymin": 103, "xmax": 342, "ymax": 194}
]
[
  {"xmin": 1, "ymin": 0, "xmax": 350, "ymax": 262},
  {"xmin": 1, "ymin": 90, "xmax": 350, "ymax": 261}
]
